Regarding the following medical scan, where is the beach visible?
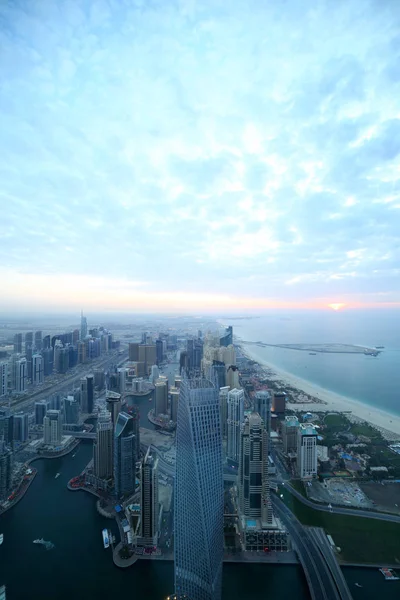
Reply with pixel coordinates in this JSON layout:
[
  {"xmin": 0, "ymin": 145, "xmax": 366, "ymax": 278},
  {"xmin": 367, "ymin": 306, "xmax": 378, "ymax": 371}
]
[{"xmin": 241, "ymin": 343, "xmax": 400, "ymax": 441}]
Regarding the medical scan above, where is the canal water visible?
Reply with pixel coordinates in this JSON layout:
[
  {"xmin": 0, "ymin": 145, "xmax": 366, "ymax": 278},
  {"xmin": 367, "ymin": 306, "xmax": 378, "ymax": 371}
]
[
  {"xmin": 1, "ymin": 438, "xmax": 398, "ymax": 599},
  {"xmin": 0, "ymin": 441, "xmax": 309, "ymax": 600}
]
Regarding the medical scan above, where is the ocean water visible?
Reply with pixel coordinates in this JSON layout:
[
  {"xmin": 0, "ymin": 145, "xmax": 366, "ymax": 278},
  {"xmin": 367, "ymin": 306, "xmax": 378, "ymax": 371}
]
[{"xmin": 231, "ymin": 310, "xmax": 400, "ymax": 418}]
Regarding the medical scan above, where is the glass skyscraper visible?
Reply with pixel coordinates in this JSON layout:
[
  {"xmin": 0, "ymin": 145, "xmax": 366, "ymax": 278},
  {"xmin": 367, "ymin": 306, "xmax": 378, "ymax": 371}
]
[
  {"xmin": 174, "ymin": 377, "xmax": 224, "ymax": 600},
  {"xmin": 114, "ymin": 411, "xmax": 136, "ymax": 498}
]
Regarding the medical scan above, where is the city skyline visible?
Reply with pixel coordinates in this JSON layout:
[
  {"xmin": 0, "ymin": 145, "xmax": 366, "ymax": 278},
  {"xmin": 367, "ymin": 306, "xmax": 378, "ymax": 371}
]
[{"xmin": 1, "ymin": 1, "xmax": 400, "ymax": 313}]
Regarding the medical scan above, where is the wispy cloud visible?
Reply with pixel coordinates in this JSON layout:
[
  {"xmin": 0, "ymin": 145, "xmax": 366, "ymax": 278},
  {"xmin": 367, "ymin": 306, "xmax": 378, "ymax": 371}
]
[{"xmin": 0, "ymin": 0, "xmax": 400, "ymax": 311}]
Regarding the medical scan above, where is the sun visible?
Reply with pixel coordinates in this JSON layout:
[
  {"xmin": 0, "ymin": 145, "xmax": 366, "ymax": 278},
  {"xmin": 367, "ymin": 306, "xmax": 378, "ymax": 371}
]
[{"xmin": 328, "ymin": 303, "xmax": 346, "ymax": 311}]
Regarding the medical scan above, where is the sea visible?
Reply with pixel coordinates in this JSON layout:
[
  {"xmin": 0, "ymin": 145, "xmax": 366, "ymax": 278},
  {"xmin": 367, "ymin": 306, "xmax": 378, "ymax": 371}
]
[{"xmin": 230, "ymin": 309, "xmax": 400, "ymax": 419}]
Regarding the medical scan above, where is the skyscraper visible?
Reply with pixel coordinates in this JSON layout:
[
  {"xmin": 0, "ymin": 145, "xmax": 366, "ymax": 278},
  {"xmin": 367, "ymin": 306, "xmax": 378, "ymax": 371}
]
[
  {"xmin": 34, "ymin": 330, "xmax": 43, "ymax": 351},
  {"xmin": 254, "ymin": 391, "xmax": 271, "ymax": 438},
  {"xmin": 220, "ymin": 325, "xmax": 233, "ymax": 347},
  {"xmin": 139, "ymin": 448, "xmax": 159, "ymax": 547},
  {"xmin": 125, "ymin": 404, "xmax": 141, "ymax": 460},
  {"xmin": 0, "ymin": 361, "xmax": 8, "ymax": 397},
  {"xmin": 174, "ymin": 377, "xmax": 224, "ymax": 600},
  {"xmin": 114, "ymin": 412, "xmax": 136, "ymax": 498},
  {"xmin": 0, "ymin": 440, "xmax": 13, "ymax": 501},
  {"xmin": 238, "ymin": 413, "xmax": 272, "ymax": 524},
  {"xmin": 170, "ymin": 387, "xmax": 179, "ymax": 422},
  {"xmin": 155, "ymin": 381, "xmax": 168, "ymax": 416},
  {"xmin": 80, "ymin": 312, "xmax": 88, "ymax": 340},
  {"xmin": 282, "ymin": 416, "xmax": 300, "ymax": 455},
  {"xmin": 226, "ymin": 388, "xmax": 244, "ymax": 465},
  {"xmin": 14, "ymin": 358, "xmax": 27, "ymax": 393},
  {"xmin": 35, "ymin": 401, "xmax": 49, "ymax": 426},
  {"xmin": 106, "ymin": 390, "xmax": 122, "ymax": 427},
  {"xmin": 297, "ymin": 424, "xmax": 318, "ymax": 480},
  {"xmin": 218, "ymin": 386, "xmax": 230, "ymax": 440},
  {"xmin": 32, "ymin": 354, "xmax": 43, "ymax": 385},
  {"xmin": 43, "ymin": 410, "xmax": 63, "ymax": 446},
  {"xmin": 0, "ymin": 409, "xmax": 14, "ymax": 447},
  {"xmin": 156, "ymin": 339, "xmax": 163, "ymax": 365},
  {"xmin": 94, "ymin": 411, "xmax": 113, "ymax": 480},
  {"xmin": 13, "ymin": 413, "xmax": 29, "ymax": 443},
  {"xmin": 63, "ymin": 396, "xmax": 79, "ymax": 425},
  {"xmin": 80, "ymin": 375, "xmax": 94, "ymax": 414},
  {"xmin": 13, "ymin": 333, "xmax": 23, "ymax": 354},
  {"xmin": 25, "ymin": 331, "xmax": 33, "ymax": 352}
]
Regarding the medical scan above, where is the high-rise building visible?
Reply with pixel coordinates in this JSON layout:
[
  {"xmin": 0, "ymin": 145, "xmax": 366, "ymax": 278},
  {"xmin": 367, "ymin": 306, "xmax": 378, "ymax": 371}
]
[
  {"xmin": 0, "ymin": 361, "xmax": 8, "ymax": 396},
  {"xmin": 34, "ymin": 331, "xmax": 43, "ymax": 351},
  {"xmin": 32, "ymin": 354, "xmax": 43, "ymax": 385},
  {"xmin": 170, "ymin": 387, "xmax": 179, "ymax": 422},
  {"xmin": 80, "ymin": 375, "xmax": 94, "ymax": 414},
  {"xmin": 13, "ymin": 412, "xmax": 29, "ymax": 443},
  {"xmin": 13, "ymin": 333, "xmax": 23, "ymax": 354},
  {"xmin": 106, "ymin": 391, "xmax": 122, "ymax": 427},
  {"xmin": 220, "ymin": 325, "xmax": 233, "ymax": 347},
  {"xmin": 41, "ymin": 347, "xmax": 53, "ymax": 376},
  {"xmin": 139, "ymin": 448, "xmax": 159, "ymax": 547},
  {"xmin": 272, "ymin": 391, "xmax": 286, "ymax": 416},
  {"xmin": 155, "ymin": 381, "xmax": 168, "ymax": 416},
  {"xmin": 42, "ymin": 334, "xmax": 51, "ymax": 350},
  {"xmin": 211, "ymin": 360, "xmax": 226, "ymax": 389},
  {"xmin": 63, "ymin": 396, "xmax": 79, "ymax": 425},
  {"xmin": 218, "ymin": 386, "xmax": 230, "ymax": 440},
  {"xmin": 254, "ymin": 391, "xmax": 271, "ymax": 439},
  {"xmin": 226, "ymin": 388, "xmax": 244, "ymax": 465},
  {"xmin": 43, "ymin": 410, "xmax": 63, "ymax": 446},
  {"xmin": 25, "ymin": 332, "xmax": 33, "ymax": 352},
  {"xmin": 80, "ymin": 312, "xmax": 88, "ymax": 340},
  {"xmin": 114, "ymin": 412, "xmax": 136, "ymax": 498},
  {"xmin": 77, "ymin": 341, "xmax": 87, "ymax": 364},
  {"xmin": 0, "ymin": 440, "xmax": 13, "ymax": 501},
  {"xmin": 0, "ymin": 409, "xmax": 14, "ymax": 447},
  {"xmin": 35, "ymin": 401, "xmax": 49, "ymax": 426},
  {"xmin": 156, "ymin": 339, "xmax": 163, "ymax": 365},
  {"xmin": 94, "ymin": 369, "xmax": 105, "ymax": 391},
  {"xmin": 174, "ymin": 377, "xmax": 224, "ymax": 600},
  {"xmin": 282, "ymin": 416, "xmax": 300, "ymax": 455},
  {"xmin": 129, "ymin": 343, "xmax": 139, "ymax": 362},
  {"xmin": 25, "ymin": 343, "xmax": 33, "ymax": 381},
  {"xmin": 297, "ymin": 424, "xmax": 318, "ymax": 480},
  {"xmin": 125, "ymin": 404, "xmax": 140, "ymax": 460},
  {"xmin": 94, "ymin": 410, "xmax": 113, "ymax": 480},
  {"xmin": 226, "ymin": 364, "xmax": 239, "ymax": 390},
  {"xmin": 238, "ymin": 413, "xmax": 272, "ymax": 524},
  {"xmin": 150, "ymin": 364, "xmax": 159, "ymax": 383},
  {"xmin": 14, "ymin": 358, "xmax": 27, "ymax": 393}
]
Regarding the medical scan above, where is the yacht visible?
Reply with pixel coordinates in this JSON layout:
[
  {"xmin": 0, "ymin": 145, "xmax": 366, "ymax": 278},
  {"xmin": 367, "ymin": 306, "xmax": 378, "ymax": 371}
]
[
  {"xmin": 0, "ymin": 533, "xmax": 3, "ymax": 545},
  {"xmin": 55, "ymin": 473, "xmax": 60, "ymax": 479}
]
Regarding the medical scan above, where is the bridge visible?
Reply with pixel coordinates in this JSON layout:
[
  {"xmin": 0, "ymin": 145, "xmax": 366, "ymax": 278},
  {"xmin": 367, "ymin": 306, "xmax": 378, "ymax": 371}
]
[
  {"xmin": 272, "ymin": 495, "xmax": 353, "ymax": 600},
  {"xmin": 65, "ymin": 431, "xmax": 96, "ymax": 440}
]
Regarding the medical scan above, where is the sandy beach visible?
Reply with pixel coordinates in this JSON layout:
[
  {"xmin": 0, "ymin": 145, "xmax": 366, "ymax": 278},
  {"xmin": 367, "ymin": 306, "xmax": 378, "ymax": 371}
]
[{"xmin": 241, "ymin": 343, "xmax": 400, "ymax": 440}]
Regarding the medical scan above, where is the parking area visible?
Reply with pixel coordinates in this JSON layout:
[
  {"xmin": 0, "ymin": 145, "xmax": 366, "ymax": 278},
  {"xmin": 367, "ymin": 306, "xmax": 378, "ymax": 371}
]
[{"xmin": 307, "ymin": 478, "xmax": 374, "ymax": 508}]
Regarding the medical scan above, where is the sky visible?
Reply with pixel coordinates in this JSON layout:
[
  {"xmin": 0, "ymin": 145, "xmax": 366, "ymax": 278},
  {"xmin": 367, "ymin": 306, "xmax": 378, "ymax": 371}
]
[{"xmin": 1, "ymin": 0, "xmax": 400, "ymax": 313}]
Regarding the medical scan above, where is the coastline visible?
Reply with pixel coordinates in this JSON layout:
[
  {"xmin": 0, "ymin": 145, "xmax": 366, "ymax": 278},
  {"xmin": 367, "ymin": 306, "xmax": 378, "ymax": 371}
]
[{"xmin": 241, "ymin": 343, "xmax": 400, "ymax": 440}]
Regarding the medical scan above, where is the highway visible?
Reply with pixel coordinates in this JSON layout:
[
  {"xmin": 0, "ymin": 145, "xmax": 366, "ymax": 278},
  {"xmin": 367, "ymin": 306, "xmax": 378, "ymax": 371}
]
[
  {"xmin": 284, "ymin": 481, "xmax": 400, "ymax": 524},
  {"xmin": 308, "ymin": 527, "xmax": 353, "ymax": 600},
  {"xmin": 272, "ymin": 495, "xmax": 351, "ymax": 600}
]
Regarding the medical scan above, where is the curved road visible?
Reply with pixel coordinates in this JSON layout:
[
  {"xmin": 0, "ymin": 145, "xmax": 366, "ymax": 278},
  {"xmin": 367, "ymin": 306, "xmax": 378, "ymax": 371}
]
[{"xmin": 283, "ymin": 481, "xmax": 400, "ymax": 524}]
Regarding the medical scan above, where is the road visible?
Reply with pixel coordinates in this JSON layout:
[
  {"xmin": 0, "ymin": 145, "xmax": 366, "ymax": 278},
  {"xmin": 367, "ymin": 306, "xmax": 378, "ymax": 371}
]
[
  {"xmin": 308, "ymin": 527, "xmax": 353, "ymax": 600},
  {"xmin": 272, "ymin": 495, "xmax": 349, "ymax": 600},
  {"xmin": 284, "ymin": 481, "xmax": 400, "ymax": 524}
]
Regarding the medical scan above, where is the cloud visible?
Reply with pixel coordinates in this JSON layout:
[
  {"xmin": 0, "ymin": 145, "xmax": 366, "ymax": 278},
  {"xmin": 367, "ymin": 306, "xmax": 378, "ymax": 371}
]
[{"xmin": 0, "ymin": 0, "xmax": 400, "ymax": 311}]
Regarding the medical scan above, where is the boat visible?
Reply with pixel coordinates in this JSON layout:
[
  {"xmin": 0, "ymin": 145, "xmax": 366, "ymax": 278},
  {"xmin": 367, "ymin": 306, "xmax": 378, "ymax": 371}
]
[
  {"xmin": 355, "ymin": 583, "xmax": 362, "ymax": 588},
  {"xmin": 0, "ymin": 584, "xmax": 6, "ymax": 600},
  {"xmin": 102, "ymin": 528, "xmax": 110, "ymax": 549},
  {"xmin": 309, "ymin": 352, "xmax": 317, "ymax": 355},
  {"xmin": 379, "ymin": 567, "xmax": 399, "ymax": 580},
  {"xmin": 0, "ymin": 533, "xmax": 3, "ymax": 545},
  {"xmin": 33, "ymin": 539, "xmax": 55, "ymax": 550},
  {"xmin": 55, "ymin": 473, "xmax": 60, "ymax": 479},
  {"xmin": 376, "ymin": 346, "xmax": 385, "ymax": 349}
]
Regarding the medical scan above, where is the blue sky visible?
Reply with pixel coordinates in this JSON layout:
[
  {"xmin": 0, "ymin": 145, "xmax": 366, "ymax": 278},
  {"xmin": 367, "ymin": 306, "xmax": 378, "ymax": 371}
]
[{"xmin": 1, "ymin": 0, "xmax": 400, "ymax": 312}]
